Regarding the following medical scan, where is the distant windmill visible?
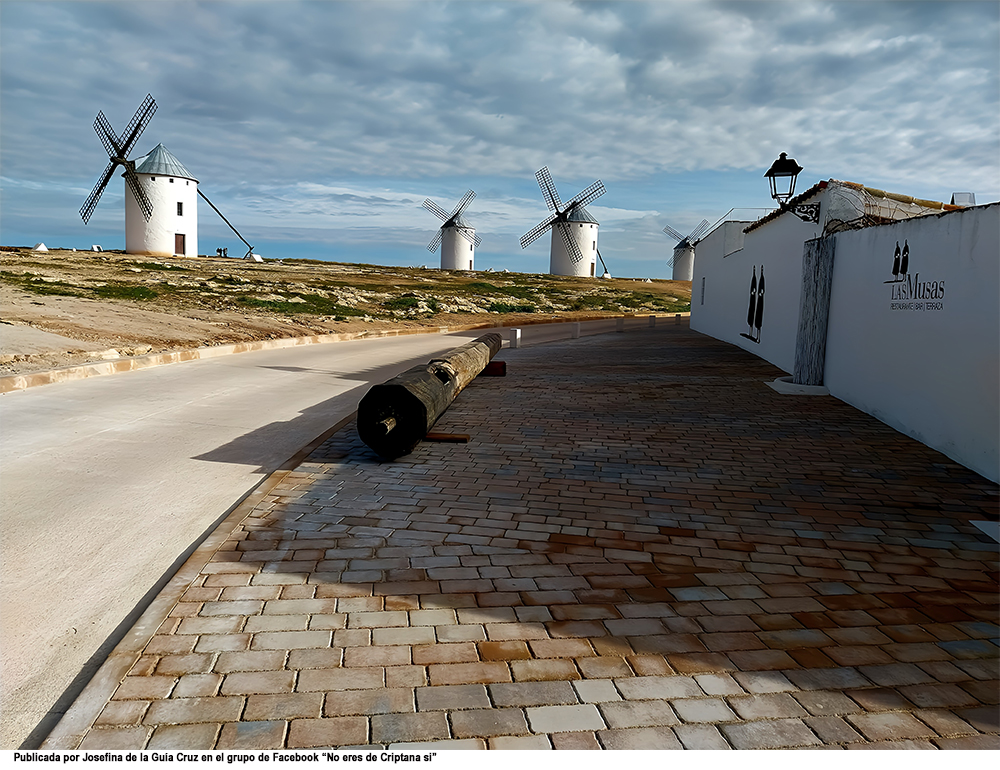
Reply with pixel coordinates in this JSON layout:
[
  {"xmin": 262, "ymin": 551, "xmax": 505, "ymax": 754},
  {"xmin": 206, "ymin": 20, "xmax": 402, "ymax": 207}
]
[
  {"xmin": 81, "ymin": 94, "xmax": 255, "ymax": 259},
  {"xmin": 422, "ymin": 190, "xmax": 481, "ymax": 271},
  {"xmin": 520, "ymin": 167, "xmax": 605, "ymax": 277},
  {"xmin": 662, "ymin": 220, "xmax": 710, "ymax": 281}
]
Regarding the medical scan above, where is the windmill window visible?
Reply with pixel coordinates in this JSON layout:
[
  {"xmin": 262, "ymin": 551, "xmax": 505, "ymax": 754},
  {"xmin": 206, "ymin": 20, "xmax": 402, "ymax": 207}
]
[
  {"xmin": 592, "ymin": 241, "xmax": 596, "ymax": 251},
  {"xmin": 169, "ymin": 178, "xmax": 173, "ymax": 183},
  {"xmin": 177, "ymin": 202, "xmax": 183, "ymax": 216},
  {"xmin": 151, "ymin": 176, "xmax": 155, "ymax": 181}
]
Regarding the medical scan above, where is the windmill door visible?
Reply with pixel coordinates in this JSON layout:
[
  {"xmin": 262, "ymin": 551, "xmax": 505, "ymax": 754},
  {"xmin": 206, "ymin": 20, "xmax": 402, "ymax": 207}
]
[{"xmin": 175, "ymin": 234, "xmax": 186, "ymax": 255}]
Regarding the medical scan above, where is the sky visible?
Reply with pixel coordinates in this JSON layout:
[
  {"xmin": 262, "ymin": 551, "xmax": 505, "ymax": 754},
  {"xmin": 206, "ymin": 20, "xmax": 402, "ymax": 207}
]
[{"xmin": 1, "ymin": 0, "xmax": 998, "ymax": 279}]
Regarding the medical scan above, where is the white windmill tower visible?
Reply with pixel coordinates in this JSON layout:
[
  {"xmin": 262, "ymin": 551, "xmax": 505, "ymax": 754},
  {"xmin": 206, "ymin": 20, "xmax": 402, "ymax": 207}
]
[
  {"xmin": 422, "ymin": 190, "xmax": 481, "ymax": 271},
  {"xmin": 662, "ymin": 219, "xmax": 710, "ymax": 281},
  {"xmin": 124, "ymin": 143, "xmax": 199, "ymax": 257},
  {"xmin": 81, "ymin": 94, "xmax": 254, "ymax": 259},
  {"xmin": 520, "ymin": 167, "xmax": 606, "ymax": 277}
]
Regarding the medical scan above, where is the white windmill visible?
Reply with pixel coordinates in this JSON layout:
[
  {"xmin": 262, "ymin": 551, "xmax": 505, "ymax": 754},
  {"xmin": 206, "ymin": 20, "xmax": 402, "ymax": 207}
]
[
  {"xmin": 422, "ymin": 190, "xmax": 481, "ymax": 271},
  {"xmin": 520, "ymin": 167, "xmax": 606, "ymax": 277},
  {"xmin": 662, "ymin": 219, "xmax": 710, "ymax": 281},
  {"xmin": 81, "ymin": 94, "xmax": 255, "ymax": 259}
]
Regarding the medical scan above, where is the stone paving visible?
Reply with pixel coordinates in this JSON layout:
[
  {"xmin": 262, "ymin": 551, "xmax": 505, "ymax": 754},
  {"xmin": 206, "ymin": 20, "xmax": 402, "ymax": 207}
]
[{"xmin": 63, "ymin": 323, "xmax": 998, "ymax": 749}]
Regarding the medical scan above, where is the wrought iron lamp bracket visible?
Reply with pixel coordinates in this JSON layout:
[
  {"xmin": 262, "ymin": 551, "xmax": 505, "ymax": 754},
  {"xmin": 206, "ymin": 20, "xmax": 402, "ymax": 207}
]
[{"xmin": 788, "ymin": 202, "xmax": 820, "ymax": 223}]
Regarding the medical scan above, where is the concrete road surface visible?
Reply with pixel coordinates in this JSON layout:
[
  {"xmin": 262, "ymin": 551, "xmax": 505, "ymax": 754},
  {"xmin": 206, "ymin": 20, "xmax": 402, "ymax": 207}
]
[{"xmin": 0, "ymin": 317, "xmax": 648, "ymax": 748}]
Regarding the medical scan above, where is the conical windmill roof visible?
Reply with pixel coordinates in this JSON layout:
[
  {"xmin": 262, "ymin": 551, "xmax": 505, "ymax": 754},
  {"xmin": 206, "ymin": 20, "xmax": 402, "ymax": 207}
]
[
  {"xmin": 447, "ymin": 214, "xmax": 474, "ymax": 230},
  {"xmin": 565, "ymin": 205, "xmax": 598, "ymax": 224},
  {"xmin": 134, "ymin": 144, "xmax": 198, "ymax": 182}
]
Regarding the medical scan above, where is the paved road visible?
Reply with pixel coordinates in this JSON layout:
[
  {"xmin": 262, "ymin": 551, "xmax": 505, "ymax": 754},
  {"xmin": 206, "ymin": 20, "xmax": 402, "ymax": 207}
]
[
  {"xmin": 40, "ymin": 322, "xmax": 1000, "ymax": 751},
  {"xmin": 0, "ymin": 317, "xmax": 649, "ymax": 748}
]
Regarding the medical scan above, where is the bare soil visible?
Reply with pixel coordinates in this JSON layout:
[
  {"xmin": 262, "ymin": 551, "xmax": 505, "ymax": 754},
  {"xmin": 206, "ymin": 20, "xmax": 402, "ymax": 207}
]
[{"xmin": 0, "ymin": 248, "xmax": 690, "ymax": 376}]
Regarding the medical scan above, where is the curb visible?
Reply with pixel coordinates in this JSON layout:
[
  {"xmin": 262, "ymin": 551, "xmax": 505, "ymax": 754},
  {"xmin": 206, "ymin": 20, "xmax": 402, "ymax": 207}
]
[
  {"xmin": 40, "ymin": 412, "xmax": 358, "ymax": 750},
  {"xmin": 1, "ymin": 313, "xmax": 689, "ymax": 394}
]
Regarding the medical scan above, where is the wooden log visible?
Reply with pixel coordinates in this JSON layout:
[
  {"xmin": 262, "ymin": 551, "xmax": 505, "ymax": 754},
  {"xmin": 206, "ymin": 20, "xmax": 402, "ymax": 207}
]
[{"xmin": 357, "ymin": 333, "xmax": 502, "ymax": 459}]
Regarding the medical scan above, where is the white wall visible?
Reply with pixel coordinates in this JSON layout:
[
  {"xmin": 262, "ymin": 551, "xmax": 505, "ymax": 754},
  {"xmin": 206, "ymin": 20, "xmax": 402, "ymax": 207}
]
[
  {"xmin": 441, "ymin": 226, "xmax": 475, "ymax": 271},
  {"xmin": 125, "ymin": 174, "xmax": 199, "ymax": 257},
  {"xmin": 550, "ymin": 222, "xmax": 598, "ymax": 277},
  {"xmin": 691, "ymin": 213, "xmax": 822, "ymax": 373},
  {"xmin": 824, "ymin": 203, "xmax": 999, "ymax": 482}
]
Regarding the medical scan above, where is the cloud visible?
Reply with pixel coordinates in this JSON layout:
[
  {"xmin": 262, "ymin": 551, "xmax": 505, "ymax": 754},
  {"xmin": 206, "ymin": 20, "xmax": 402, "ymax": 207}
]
[{"xmin": 1, "ymin": 1, "xmax": 997, "ymax": 276}]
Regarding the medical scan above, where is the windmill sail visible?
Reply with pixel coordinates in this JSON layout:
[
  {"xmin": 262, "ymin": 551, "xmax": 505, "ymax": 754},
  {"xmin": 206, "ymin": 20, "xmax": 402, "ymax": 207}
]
[{"xmin": 81, "ymin": 94, "xmax": 157, "ymax": 223}]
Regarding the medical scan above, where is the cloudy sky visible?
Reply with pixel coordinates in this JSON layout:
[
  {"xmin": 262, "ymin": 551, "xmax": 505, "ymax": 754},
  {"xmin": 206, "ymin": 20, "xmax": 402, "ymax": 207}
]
[{"xmin": 2, "ymin": 1, "xmax": 997, "ymax": 278}]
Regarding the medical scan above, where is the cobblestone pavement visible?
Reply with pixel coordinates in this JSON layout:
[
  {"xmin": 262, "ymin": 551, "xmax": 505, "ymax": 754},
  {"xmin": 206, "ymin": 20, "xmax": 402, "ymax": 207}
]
[{"xmin": 59, "ymin": 323, "xmax": 998, "ymax": 750}]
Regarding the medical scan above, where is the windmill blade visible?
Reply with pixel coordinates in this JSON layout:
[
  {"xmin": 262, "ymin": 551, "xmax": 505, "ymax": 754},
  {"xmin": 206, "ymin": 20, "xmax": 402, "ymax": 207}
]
[
  {"xmin": 95, "ymin": 111, "xmax": 122, "ymax": 158},
  {"xmin": 557, "ymin": 221, "xmax": 585, "ymax": 264},
  {"xmin": 80, "ymin": 160, "xmax": 118, "ymax": 223},
  {"xmin": 422, "ymin": 198, "xmax": 450, "ymax": 222},
  {"xmin": 520, "ymin": 212, "xmax": 557, "ymax": 249},
  {"xmin": 118, "ymin": 94, "xmax": 157, "ymax": 158},
  {"xmin": 426, "ymin": 228, "xmax": 443, "ymax": 252},
  {"xmin": 450, "ymin": 189, "xmax": 475, "ymax": 219},
  {"xmin": 455, "ymin": 228, "xmax": 483, "ymax": 249},
  {"xmin": 567, "ymin": 179, "xmax": 606, "ymax": 210},
  {"xmin": 688, "ymin": 219, "xmax": 711, "ymax": 241},
  {"xmin": 535, "ymin": 167, "xmax": 562, "ymax": 212},
  {"xmin": 456, "ymin": 227, "xmax": 479, "ymax": 247},
  {"xmin": 123, "ymin": 166, "xmax": 154, "ymax": 221},
  {"xmin": 662, "ymin": 224, "xmax": 684, "ymax": 241},
  {"xmin": 667, "ymin": 254, "xmax": 676, "ymax": 269}
]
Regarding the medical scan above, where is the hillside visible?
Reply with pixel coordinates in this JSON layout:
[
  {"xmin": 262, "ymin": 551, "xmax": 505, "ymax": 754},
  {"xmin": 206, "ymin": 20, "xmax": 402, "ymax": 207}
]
[{"xmin": 0, "ymin": 248, "xmax": 690, "ymax": 375}]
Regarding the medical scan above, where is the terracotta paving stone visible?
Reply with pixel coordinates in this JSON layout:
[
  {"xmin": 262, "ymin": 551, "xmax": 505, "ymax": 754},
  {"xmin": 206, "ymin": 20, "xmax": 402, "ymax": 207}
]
[
  {"xmin": 78, "ymin": 727, "xmax": 153, "ymax": 749},
  {"xmin": 674, "ymin": 723, "xmax": 731, "ymax": 750},
  {"xmin": 847, "ymin": 712, "xmax": 938, "ymax": 741},
  {"xmin": 144, "ymin": 696, "xmax": 245, "ymax": 726},
  {"xmin": 805, "ymin": 715, "xmax": 865, "ymax": 744},
  {"xmin": 954, "ymin": 706, "xmax": 1000, "ymax": 733},
  {"xmin": 244, "ymin": 693, "xmax": 324, "ymax": 721},
  {"xmin": 415, "ymin": 684, "xmax": 490, "ymax": 711},
  {"xmin": 450, "ymin": 708, "xmax": 529, "ymax": 738},
  {"xmin": 146, "ymin": 723, "xmax": 221, "ymax": 749},
  {"xmin": 599, "ymin": 699, "xmax": 680, "ymax": 728},
  {"xmin": 721, "ymin": 718, "xmax": 823, "ymax": 749},
  {"xmin": 551, "ymin": 731, "xmax": 602, "ymax": 749},
  {"xmin": 726, "ymin": 649, "xmax": 799, "ymax": 671},
  {"xmin": 597, "ymin": 726, "xmax": 683, "ymax": 749},
  {"xmin": 914, "ymin": 708, "xmax": 979, "ymax": 736},
  {"xmin": 287, "ymin": 717, "xmax": 368, "ymax": 748},
  {"xmin": 510, "ymin": 658, "xmax": 580, "ymax": 682},
  {"xmin": 60, "ymin": 326, "xmax": 1000, "ymax": 750},
  {"xmin": 113, "ymin": 676, "xmax": 176, "ymax": 701},
  {"xmin": 428, "ymin": 661, "xmax": 511, "ymax": 686},
  {"xmin": 96, "ymin": 701, "xmax": 149, "ymax": 727},
  {"xmin": 489, "ymin": 681, "xmax": 577, "ymax": 707}
]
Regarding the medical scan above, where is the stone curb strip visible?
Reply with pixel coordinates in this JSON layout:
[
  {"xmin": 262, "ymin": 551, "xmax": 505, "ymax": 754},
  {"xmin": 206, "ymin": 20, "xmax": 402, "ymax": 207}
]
[{"xmin": 0, "ymin": 313, "xmax": 688, "ymax": 394}]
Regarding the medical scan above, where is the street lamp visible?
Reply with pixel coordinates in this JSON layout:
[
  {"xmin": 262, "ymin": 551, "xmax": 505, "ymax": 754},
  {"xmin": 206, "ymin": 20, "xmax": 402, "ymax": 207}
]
[
  {"xmin": 764, "ymin": 152, "xmax": 803, "ymax": 205},
  {"xmin": 764, "ymin": 152, "xmax": 819, "ymax": 223}
]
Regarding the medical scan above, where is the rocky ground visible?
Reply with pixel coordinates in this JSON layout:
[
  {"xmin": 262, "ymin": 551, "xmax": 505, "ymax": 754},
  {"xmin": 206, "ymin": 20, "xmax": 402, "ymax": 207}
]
[{"xmin": 0, "ymin": 248, "xmax": 690, "ymax": 375}]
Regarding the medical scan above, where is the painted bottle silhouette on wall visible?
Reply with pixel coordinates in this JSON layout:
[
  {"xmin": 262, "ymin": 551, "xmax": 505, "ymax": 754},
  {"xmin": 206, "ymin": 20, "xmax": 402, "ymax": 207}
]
[
  {"xmin": 885, "ymin": 240, "xmax": 910, "ymax": 283},
  {"xmin": 740, "ymin": 265, "xmax": 763, "ymax": 343}
]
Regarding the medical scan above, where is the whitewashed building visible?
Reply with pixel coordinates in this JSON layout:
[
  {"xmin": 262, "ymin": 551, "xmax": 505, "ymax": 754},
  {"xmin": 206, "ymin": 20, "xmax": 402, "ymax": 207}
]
[
  {"xmin": 690, "ymin": 180, "xmax": 998, "ymax": 481},
  {"xmin": 550, "ymin": 207, "xmax": 600, "ymax": 277},
  {"xmin": 125, "ymin": 144, "xmax": 198, "ymax": 257},
  {"xmin": 440, "ymin": 214, "xmax": 476, "ymax": 271}
]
